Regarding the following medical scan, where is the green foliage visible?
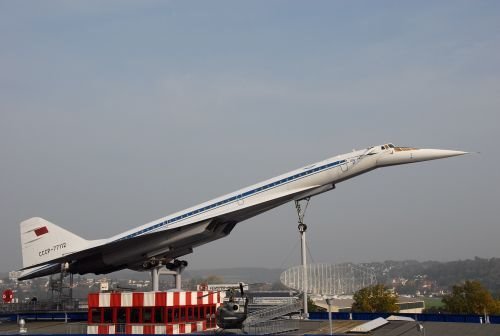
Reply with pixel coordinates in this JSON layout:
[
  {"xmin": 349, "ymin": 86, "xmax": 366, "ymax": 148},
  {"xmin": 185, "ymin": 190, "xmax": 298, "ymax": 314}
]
[
  {"xmin": 352, "ymin": 284, "xmax": 399, "ymax": 313},
  {"xmin": 205, "ymin": 275, "xmax": 224, "ymax": 284},
  {"xmin": 380, "ymin": 257, "xmax": 500, "ymax": 294},
  {"xmin": 442, "ymin": 280, "xmax": 500, "ymax": 314},
  {"xmin": 307, "ymin": 297, "xmax": 326, "ymax": 312}
]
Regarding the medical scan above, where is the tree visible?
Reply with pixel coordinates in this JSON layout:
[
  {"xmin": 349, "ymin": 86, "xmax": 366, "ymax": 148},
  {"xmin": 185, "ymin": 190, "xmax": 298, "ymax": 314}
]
[
  {"xmin": 307, "ymin": 297, "xmax": 326, "ymax": 312},
  {"xmin": 352, "ymin": 284, "xmax": 399, "ymax": 313},
  {"xmin": 205, "ymin": 275, "xmax": 224, "ymax": 284},
  {"xmin": 442, "ymin": 280, "xmax": 500, "ymax": 314}
]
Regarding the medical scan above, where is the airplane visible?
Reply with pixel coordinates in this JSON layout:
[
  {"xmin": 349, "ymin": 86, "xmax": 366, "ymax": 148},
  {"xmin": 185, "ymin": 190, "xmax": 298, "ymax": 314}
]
[{"xmin": 18, "ymin": 143, "xmax": 468, "ymax": 281}]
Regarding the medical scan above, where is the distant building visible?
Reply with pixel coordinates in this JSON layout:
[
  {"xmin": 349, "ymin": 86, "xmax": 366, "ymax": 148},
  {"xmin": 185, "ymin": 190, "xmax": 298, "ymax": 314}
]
[
  {"xmin": 196, "ymin": 283, "xmax": 249, "ymax": 292},
  {"xmin": 9, "ymin": 270, "xmax": 22, "ymax": 281}
]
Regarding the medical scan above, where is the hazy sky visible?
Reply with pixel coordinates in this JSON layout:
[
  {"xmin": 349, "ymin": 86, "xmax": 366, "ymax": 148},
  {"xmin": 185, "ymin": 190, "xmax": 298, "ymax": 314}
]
[{"xmin": 1, "ymin": 1, "xmax": 499, "ymax": 274}]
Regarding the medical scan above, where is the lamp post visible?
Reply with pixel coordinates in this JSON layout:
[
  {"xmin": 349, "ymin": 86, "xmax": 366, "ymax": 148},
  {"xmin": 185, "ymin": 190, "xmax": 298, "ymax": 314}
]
[
  {"xmin": 298, "ymin": 222, "xmax": 308, "ymax": 319},
  {"xmin": 326, "ymin": 298, "xmax": 333, "ymax": 336}
]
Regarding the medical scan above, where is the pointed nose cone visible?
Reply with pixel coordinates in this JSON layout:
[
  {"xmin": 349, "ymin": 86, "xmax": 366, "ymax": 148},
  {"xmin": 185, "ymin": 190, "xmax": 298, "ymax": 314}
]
[
  {"xmin": 376, "ymin": 148, "xmax": 469, "ymax": 167},
  {"xmin": 414, "ymin": 149, "xmax": 469, "ymax": 161}
]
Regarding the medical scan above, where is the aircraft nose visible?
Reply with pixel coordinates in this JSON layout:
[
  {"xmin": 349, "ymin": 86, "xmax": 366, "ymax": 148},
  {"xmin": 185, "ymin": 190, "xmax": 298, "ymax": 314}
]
[
  {"xmin": 413, "ymin": 149, "xmax": 469, "ymax": 161},
  {"xmin": 376, "ymin": 147, "xmax": 469, "ymax": 167}
]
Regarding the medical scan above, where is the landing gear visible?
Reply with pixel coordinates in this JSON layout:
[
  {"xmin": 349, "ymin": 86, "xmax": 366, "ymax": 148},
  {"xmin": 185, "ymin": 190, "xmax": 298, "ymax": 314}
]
[
  {"xmin": 145, "ymin": 258, "xmax": 188, "ymax": 291},
  {"xmin": 295, "ymin": 197, "xmax": 310, "ymax": 319}
]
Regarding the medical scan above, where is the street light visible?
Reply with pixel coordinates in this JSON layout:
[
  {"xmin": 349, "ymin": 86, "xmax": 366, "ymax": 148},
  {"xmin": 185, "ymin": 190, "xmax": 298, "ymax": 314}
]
[{"xmin": 325, "ymin": 298, "xmax": 333, "ymax": 336}]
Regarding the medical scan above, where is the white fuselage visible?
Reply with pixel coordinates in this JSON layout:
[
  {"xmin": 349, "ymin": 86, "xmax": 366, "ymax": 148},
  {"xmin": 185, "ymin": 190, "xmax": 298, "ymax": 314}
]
[
  {"xmin": 110, "ymin": 149, "xmax": 372, "ymax": 243},
  {"xmin": 18, "ymin": 144, "xmax": 467, "ymax": 279}
]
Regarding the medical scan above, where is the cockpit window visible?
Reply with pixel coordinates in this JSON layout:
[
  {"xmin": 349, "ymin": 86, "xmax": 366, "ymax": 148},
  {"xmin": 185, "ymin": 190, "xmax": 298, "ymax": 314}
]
[
  {"xmin": 394, "ymin": 146, "xmax": 419, "ymax": 151},
  {"xmin": 388, "ymin": 144, "xmax": 394, "ymax": 148}
]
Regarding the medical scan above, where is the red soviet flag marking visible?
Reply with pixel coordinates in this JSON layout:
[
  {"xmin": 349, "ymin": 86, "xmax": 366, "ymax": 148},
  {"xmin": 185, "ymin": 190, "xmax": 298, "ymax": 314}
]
[{"xmin": 34, "ymin": 226, "xmax": 49, "ymax": 236}]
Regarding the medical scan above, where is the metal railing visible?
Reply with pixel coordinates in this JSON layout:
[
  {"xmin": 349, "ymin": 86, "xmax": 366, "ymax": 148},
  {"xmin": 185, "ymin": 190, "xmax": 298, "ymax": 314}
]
[
  {"xmin": 243, "ymin": 300, "xmax": 303, "ymax": 327},
  {"xmin": 0, "ymin": 300, "xmax": 83, "ymax": 312},
  {"xmin": 243, "ymin": 319, "xmax": 300, "ymax": 335}
]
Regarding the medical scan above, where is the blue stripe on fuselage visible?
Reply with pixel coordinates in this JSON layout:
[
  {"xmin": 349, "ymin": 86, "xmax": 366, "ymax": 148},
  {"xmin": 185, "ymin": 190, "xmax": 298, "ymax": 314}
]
[{"xmin": 115, "ymin": 159, "xmax": 346, "ymax": 241}]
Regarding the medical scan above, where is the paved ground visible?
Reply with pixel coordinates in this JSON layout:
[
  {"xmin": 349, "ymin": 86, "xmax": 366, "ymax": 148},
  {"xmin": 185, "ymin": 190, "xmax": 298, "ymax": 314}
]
[
  {"xmin": 0, "ymin": 321, "xmax": 86, "ymax": 334},
  {"xmin": 1, "ymin": 319, "xmax": 500, "ymax": 335}
]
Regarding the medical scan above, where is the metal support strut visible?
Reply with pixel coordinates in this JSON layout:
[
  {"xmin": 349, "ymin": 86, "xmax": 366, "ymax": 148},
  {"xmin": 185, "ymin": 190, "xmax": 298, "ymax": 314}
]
[
  {"xmin": 151, "ymin": 266, "xmax": 162, "ymax": 291},
  {"xmin": 295, "ymin": 197, "xmax": 310, "ymax": 319},
  {"xmin": 150, "ymin": 259, "xmax": 188, "ymax": 291}
]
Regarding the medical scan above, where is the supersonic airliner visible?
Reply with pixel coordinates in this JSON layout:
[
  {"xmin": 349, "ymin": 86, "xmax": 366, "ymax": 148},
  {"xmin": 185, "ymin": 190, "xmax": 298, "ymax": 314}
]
[{"xmin": 19, "ymin": 144, "xmax": 467, "ymax": 280}]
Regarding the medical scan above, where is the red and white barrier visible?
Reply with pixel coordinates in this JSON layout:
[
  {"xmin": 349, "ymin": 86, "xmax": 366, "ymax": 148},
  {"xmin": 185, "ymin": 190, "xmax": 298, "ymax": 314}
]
[
  {"xmin": 87, "ymin": 321, "xmax": 206, "ymax": 334},
  {"xmin": 88, "ymin": 291, "xmax": 222, "ymax": 308},
  {"xmin": 87, "ymin": 291, "xmax": 223, "ymax": 334}
]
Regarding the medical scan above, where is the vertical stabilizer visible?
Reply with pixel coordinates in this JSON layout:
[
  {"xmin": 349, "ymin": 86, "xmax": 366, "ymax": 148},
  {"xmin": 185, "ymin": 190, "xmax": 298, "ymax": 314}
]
[{"xmin": 20, "ymin": 217, "xmax": 89, "ymax": 268}]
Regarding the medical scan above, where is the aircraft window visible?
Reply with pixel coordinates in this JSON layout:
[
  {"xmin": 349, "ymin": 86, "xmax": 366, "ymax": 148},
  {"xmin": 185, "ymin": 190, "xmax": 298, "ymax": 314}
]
[{"xmin": 388, "ymin": 144, "xmax": 394, "ymax": 148}]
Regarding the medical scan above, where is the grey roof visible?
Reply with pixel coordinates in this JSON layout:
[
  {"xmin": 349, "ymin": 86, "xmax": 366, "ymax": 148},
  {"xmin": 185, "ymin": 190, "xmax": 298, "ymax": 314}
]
[{"xmin": 372, "ymin": 321, "xmax": 500, "ymax": 336}]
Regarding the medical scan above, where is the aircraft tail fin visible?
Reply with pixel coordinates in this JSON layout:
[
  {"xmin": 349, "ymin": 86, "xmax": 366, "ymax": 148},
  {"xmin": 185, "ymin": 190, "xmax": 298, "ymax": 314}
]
[{"xmin": 20, "ymin": 217, "xmax": 89, "ymax": 269}]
